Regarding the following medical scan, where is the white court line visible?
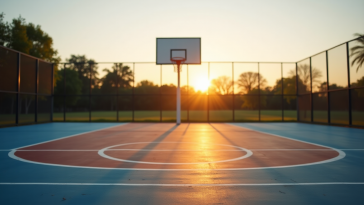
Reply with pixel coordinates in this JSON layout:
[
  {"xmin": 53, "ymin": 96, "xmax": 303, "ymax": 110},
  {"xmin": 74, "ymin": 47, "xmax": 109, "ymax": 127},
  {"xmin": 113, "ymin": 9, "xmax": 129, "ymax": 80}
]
[
  {"xmin": 98, "ymin": 142, "xmax": 252, "ymax": 165},
  {"xmin": 10, "ymin": 123, "xmax": 127, "ymax": 150},
  {"xmin": 0, "ymin": 182, "xmax": 363, "ymax": 186},
  {"xmin": 2, "ymin": 149, "xmax": 364, "ymax": 151},
  {"xmin": 6, "ymin": 123, "xmax": 348, "ymax": 171}
]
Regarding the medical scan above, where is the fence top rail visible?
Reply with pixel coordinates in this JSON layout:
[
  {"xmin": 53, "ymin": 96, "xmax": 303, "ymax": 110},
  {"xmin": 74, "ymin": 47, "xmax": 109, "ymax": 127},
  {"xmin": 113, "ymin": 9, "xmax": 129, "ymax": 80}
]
[
  {"xmin": 58, "ymin": 61, "xmax": 297, "ymax": 64},
  {"xmin": 296, "ymin": 36, "xmax": 363, "ymax": 63},
  {"xmin": 0, "ymin": 45, "xmax": 53, "ymax": 64}
]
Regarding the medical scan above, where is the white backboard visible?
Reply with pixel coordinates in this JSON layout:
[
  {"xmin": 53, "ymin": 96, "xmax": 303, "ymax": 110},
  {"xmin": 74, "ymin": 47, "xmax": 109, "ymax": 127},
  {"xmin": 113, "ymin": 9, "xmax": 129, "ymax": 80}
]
[{"xmin": 156, "ymin": 38, "xmax": 201, "ymax": 64}]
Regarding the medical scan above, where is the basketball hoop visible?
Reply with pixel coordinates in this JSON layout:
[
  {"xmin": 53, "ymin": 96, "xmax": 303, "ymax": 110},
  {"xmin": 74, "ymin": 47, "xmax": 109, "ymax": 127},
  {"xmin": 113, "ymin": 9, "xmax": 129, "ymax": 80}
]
[
  {"xmin": 171, "ymin": 57, "xmax": 185, "ymax": 72},
  {"xmin": 156, "ymin": 38, "xmax": 201, "ymax": 126}
]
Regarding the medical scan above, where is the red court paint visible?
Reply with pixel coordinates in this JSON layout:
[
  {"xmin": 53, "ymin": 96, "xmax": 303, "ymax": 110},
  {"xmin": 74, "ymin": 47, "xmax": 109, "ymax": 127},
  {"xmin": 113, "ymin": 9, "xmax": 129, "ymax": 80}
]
[{"xmin": 12, "ymin": 123, "xmax": 342, "ymax": 170}]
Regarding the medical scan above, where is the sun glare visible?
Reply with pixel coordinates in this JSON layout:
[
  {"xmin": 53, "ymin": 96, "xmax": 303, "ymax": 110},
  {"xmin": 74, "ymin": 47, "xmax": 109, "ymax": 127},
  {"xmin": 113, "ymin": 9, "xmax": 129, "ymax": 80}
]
[{"xmin": 193, "ymin": 78, "xmax": 210, "ymax": 92}]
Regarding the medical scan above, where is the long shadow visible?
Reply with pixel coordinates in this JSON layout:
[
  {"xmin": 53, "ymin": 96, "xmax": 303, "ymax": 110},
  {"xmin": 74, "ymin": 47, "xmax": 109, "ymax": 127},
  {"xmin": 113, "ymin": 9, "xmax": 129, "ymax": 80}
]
[
  {"xmin": 210, "ymin": 123, "xmax": 303, "ymax": 185},
  {"xmin": 129, "ymin": 123, "xmax": 191, "ymax": 204},
  {"xmin": 209, "ymin": 123, "xmax": 242, "ymax": 148},
  {"xmin": 125, "ymin": 124, "xmax": 179, "ymax": 167},
  {"xmin": 160, "ymin": 123, "xmax": 189, "ymax": 169},
  {"xmin": 78, "ymin": 123, "xmax": 180, "ymax": 203},
  {"xmin": 94, "ymin": 123, "xmax": 157, "ymax": 139}
]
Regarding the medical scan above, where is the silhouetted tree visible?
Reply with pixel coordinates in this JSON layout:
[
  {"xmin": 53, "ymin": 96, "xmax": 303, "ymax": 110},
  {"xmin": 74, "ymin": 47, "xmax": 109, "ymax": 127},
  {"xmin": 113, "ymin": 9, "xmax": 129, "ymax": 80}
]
[
  {"xmin": 160, "ymin": 84, "xmax": 177, "ymax": 94},
  {"xmin": 99, "ymin": 63, "xmax": 133, "ymax": 109},
  {"xmin": 209, "ymin": 76, "xmax": 233, "ymax": 95},
  {"xmin": 0, "ymin": 13, "xmax": 60, "ymax": 79},
  {"xmin": 237, "ymin": 72, "xmax": 267, "ymax": 94},
  {"xmin": 288, "ymin": 64, "xmax": 322, "ymax": 93},
  {"xmin": 53, "ymin": 68, "xmax": 82, "ymax": 108},
  {"xmin": 66, "ymin": 55, "xmax": 99, "ymax": 94},
  {"xmin": 239, "ymin": 88, "xmax": 267, "ymax": 109},
  {"xmin": 100, "ymin": 63, "xmax": 133, "ymax": 92},
  {"xmin": 350, "ymin": 33, "xmax": 364, "ymax": 72}
]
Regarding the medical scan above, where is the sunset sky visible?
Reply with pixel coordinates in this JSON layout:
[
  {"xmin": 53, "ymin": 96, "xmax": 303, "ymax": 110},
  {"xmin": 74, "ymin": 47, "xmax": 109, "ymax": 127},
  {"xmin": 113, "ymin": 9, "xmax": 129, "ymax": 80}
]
[{"xmin": 2, "ymin": 0, "xmax": 364, "ymax": 91}]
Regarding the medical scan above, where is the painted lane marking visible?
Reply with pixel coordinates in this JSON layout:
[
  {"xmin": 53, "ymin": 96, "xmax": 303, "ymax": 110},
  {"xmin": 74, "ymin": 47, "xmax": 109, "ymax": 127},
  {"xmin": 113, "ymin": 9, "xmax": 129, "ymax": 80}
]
[
  {"xmin": 1, "ymin": 149, "xmax": 364, "ymax": 151},
  {"xmin": 98, "ymin": 142, "xmax": 252, "ymax": 165},
  {"xmin": 228, "ymin": 123, "xmax": 346, "ymax": 166},
  {"xmin": 3, "ymin": 149, "xmax": 364, "ymax": 151},
  {"xmin": 7, "ymin": 123, "xmax": 347, "ymax": 171},
  {"xmin": 12, "ymin": 123, "xmax": 128, "ymax": 150},
  {"xmin": 0, "ymin": 182, "xmax": 363, "ymax": 186}
]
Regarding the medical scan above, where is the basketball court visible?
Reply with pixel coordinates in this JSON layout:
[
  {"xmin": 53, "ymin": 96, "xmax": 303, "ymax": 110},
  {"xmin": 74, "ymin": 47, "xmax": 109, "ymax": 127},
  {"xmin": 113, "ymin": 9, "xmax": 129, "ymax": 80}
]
[
  {"xmin": 1, "ymin": 22, "xmax": 363, "ymax": 204},
  {"xmin": 1, "ymin": 122, "xmax": 363, "ymax": 204}
]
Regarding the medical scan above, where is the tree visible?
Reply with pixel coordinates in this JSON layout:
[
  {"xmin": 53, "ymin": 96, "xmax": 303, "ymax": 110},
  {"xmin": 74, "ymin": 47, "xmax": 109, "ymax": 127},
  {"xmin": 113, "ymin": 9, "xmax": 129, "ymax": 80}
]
[
  {"xmin": 134, "ymin": 80, "xmax": 159, "ymax": 94},
  {"xmin": 53, "ymin": 68, "xmax": 82, "ymax": 107},
  {"xmin": 0, "ymin": 13, "xmax": 60, "ymax": 84},
  {"xmin": 209, "ymin": 76, "xmax": 233, "ymax": 95},
  {"xmin": 99, "ymin": 63, "xmax": 133, "ymax": 109},
  {"xmin": 239, "ymin": 88, "xmax": 267, "ymax": 109},
  {"xmin": 101, "ymin": 63, "xmax": 133, "ymax": 91},
  {"xmin": 350, "ymin": 33, "xmax": 364, "ymax": 72},
  {"xmin": 65, "ymin": 55, "xmax": 99, "ymax": 94},
  {"xmin": 236, "ymin": 72, "xmax": 267, "ymax": 94},
  {"xmin": 352, "ymin": 76, "xmax": 364, "ymax": 88},
  {"xmin": 133, "ymin": 80, "xmax": 160, "ymax": 111},
  {"xmin": 0, "ymin": 13, "xmax": 10, "ymax": 46},
  {"xmin": 288, "ymin": 64, "xmax": 322, "ymax": 93},
  {"xmin": 160, "ymin": 84, "xmax": 177, "ymax": 94}
]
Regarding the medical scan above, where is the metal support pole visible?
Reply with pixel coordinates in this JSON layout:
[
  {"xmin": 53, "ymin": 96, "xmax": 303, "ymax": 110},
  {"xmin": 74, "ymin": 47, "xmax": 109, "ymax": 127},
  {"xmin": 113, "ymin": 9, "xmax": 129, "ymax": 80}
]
[
  {"xmin": 258, "ymin": 63, "xmax": 261, "ymax": 122},
  {"xmin": 50, "ymin": 63, "xmax": 54, "ymax": 122},
  {"xmin": 232, "ymin": 62, "xmax": 235, "ymax": 121},
  {"xmin": 160, "ymin": 65, "xmax": 162, "ymax": 122},
  {"xmin": 207, "ymin": 62, "xmax": 210, "ymax": 122},
  {"xmin": 63, "ymin": 64, "xmax": 66, "ymax": 122},
  {"xmin": 346, "ymin": 42, "xmax": 352, "ymax": 126},
  {"xmin": 281, "ymin": 63, "xmax": 284, "ymax": 121},
  {"xmin": 187, "ymin": 65, "xmax": 189, "ymax": 122},
  {"xmin": 16, "ymin": 53, "xmax": 21, "ymax": 125},
  {"xmin": 35, "ymin": 59, "xmax": 39, "ymax": 123},
  {"xmin": 116, "ymin": 63, "xmax": 119, "ymax": 122},
  {"xmin": 309, "ymin": 57, "xmax": 313, "ymax": 122},
  {"xmin": 295, "ymin": 62, "xmax": 299, "ymax": 121},
  {"xmin": 176, "ymin": 64, "xmax": 181, "ymax": 125},
  {"xmin": 326, "ymin": 51, "xmax": 330, "ymax": 124},
  {"xmin": 132, "ymin": 63, "xmax": 135, "ymax": 122},
  {"xmin": 89, "ymin": 64, "xmax": 92, "ymax": 122}
]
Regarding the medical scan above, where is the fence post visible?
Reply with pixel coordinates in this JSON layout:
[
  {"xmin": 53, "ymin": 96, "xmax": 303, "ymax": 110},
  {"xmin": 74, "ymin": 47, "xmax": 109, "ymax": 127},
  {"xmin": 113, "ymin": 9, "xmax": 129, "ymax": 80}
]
[
  {"xmin": 326, "ymin": 51, "xmax": 330, "ymax": 124},
  {"xmin": 35, "ymin": 59, "xmax": 39, "ymax": 123},
  {"xmin": 51, "ymin": 63, "xmax": 54, "ymax": 122},
  {"xmin": 346, "ymin": 42, "xmax": 352, "ymax": 126},
  {"xmin": 160, "ymin": 65, "xmax": 162, "ymax": 122},
  {"xmin": 207, "ymin": 62, "xmax": 210, "ymax": 122},
  {"xmin": 16, "ymin": 53, "xmax": 21, "ymax": 125},
  {"xmin": 187, "ymin": 65, "xmax": 189, "ymax": 122},
  {"xmin": 89, "ymin": 63, "xmax": 92, "ymax": 122},
  {"xmin": 232, "ymin": 62, "xmax": 235, "ymax": 122},
  {"xmin": 132, "ymin": 63, "xmax": 135, "ymax": 122},
  {"xmin": 258, "ymin": 63, "xmax": 261, "ymax": 122},
  {"xmin": 295, "ymin": 62, "xmax": 299, "ymax": 121},
  {"xmin": 116, "ymin": 63, "xmax": 119, "ymax": 122},
  {"xmin": 309, "ymin": 57, "xmax": 313, "ymax": 122},
  {"xmin": 281, "ymin": 63, "xmax": 284, "ymax": 121},
  {"xmin": 63, "ymin": 64, "xmax": 66, "ymax": 122}
]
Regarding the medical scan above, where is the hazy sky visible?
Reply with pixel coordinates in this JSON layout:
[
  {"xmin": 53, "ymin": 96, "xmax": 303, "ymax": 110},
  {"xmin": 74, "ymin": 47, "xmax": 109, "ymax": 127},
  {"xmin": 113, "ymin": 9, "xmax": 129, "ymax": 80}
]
[{"xmin": 1, "ymin": 0, "xmax": 363, "ymax": 63}]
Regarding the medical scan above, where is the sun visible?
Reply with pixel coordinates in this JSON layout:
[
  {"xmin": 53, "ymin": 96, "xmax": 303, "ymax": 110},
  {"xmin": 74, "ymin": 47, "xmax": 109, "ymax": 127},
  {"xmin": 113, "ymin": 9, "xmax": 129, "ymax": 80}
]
[{"xmin": 193, "ymin": 78, "xmax": 210, "ymax": 92}]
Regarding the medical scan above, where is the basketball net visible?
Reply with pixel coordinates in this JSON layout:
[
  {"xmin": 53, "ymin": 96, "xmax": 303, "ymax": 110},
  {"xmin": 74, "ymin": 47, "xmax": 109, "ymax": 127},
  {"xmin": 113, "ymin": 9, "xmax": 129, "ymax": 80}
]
[{"xmin": 171, "ymin": 57, "xmax": 185, "ymax": 72}]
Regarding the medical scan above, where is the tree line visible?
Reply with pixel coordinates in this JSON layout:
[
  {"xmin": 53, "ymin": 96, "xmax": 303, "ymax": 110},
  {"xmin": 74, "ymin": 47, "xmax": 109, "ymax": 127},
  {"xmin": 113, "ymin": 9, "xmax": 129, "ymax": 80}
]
[{"xmin": 1, "ymin": 13, "xmax": 363, "ymax": 113}]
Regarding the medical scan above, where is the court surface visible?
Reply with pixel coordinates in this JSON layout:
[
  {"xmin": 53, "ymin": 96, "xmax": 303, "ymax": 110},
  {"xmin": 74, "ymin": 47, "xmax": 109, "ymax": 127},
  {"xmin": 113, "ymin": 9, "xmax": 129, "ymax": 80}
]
[{"xmin": 0, "ymin": 122, "xmax": 363, "ymax": 204}]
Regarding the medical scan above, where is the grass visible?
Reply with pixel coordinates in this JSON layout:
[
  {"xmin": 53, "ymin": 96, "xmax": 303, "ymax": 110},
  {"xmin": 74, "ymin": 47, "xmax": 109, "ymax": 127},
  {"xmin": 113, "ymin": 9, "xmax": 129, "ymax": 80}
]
[
  {"xmin": 2, "ymin": 111, "xmax": 362, "ymax": 126},
  {"xmin": 52, "ymin": 110, "xmax": 299, "ymax": 122}
]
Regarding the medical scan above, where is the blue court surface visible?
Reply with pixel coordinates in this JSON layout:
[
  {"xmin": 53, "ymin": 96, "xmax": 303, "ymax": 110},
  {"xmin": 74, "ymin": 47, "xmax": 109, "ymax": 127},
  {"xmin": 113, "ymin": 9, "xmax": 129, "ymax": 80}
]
[{"xmin": 0, "ymin": 122, "xmax": 363, "ymax": 204}]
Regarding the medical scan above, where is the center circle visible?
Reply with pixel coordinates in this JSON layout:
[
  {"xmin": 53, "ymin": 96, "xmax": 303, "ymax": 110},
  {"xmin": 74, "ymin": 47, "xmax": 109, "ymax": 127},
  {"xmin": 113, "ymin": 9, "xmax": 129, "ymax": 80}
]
[{"xmin": 98, "ymin": 142, "xmax": 253, "ymax": 165}]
